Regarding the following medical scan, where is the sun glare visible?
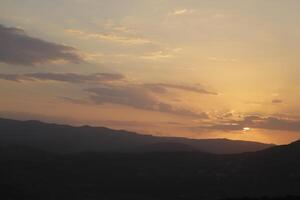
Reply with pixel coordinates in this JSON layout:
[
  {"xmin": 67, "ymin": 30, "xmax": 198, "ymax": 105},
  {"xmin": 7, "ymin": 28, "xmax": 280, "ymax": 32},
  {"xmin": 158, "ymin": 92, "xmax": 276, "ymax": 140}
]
[{"xmin": 243, "ymin": 127, "xmax": 251, "ymax": 131}]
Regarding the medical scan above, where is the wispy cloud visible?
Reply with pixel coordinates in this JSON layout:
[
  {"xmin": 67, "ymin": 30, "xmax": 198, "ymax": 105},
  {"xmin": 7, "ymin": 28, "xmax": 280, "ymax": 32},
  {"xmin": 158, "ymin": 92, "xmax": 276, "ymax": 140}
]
[
  {"xmin": 66, "ymin": 29, "xmax": 152, "ymax": 45},
  {"xmin": 0, "ymin": 72, "xmax": 217, "ymax": 95},
  {"xmin": 169, "ymin": 9, "xmax": 195, "ymax": 16},
  {"xmin": 272, "ymin": 99, "xmax": 283, "ymax": 104},
  {"xmin": 139, "ymin": 48, "xmax": 182, "ymax": 60},
  {"xmin": 84, "ymin": 85, "xmax": 208, "ymax": 118},
  {"xmin": 0, "ymin": 71, "xmax": 215, "ymax": 118},
  {"xmin": 0, "ymin": 72, "xmax": 125, "ymax": 84},
  {"xmin": 140, "ymin": 50, "xmax": 173, "ymax": 60},
  {"xmin": 144, "ymin": 83, "xmax": 218, "ymax": 95}
]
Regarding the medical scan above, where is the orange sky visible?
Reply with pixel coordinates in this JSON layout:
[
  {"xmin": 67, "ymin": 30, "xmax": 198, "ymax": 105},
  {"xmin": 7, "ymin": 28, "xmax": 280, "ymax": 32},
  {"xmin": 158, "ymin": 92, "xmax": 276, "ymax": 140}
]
[{"xmin": 1, "ymin": 0, "xmax": 300, "ymax": 144}]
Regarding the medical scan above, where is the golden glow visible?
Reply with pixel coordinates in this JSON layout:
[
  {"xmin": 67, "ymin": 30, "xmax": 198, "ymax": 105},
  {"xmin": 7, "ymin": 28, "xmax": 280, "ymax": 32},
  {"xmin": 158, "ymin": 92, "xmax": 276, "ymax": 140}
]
[{"xmin": 243, "ymin": 127, "xmax": 251, "ymax": 132}]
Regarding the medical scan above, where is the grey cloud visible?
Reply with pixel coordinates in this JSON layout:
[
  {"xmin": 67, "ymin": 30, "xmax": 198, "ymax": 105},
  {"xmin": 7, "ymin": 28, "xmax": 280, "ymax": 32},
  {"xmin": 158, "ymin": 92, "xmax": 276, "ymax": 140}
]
[
  {"xmin": 84, "ymin": 86, "xmax": 208, "ymax": 118},
  {"xmin": 144, "ymin": 83, "xmax": 217, "ymax": 95},
  {"xmin": 0, "ymin": 24, "xmax": 83, "ymax": 65},
  {"xmin": 0, "ymin": 72, "xmax": 124, "ymax": 83},
  {"xmin": 272, "ymin": 99, "xmax": 283, "ymax": 104},
  {"xmin": 0, "ymin": 73, "xmax": 213, "ymax": 95},
  {"xmin": 0, "ymin": 70, "xmax": 212, "ymax": 118},
  {"xmin": 59, "ymin": 96, "xmax": 90, "ymax": 104},
  {"xmin": 0, "ymin": 74, "xmax": 32, "ymax": 82},
  {"xmin": 254, "ymin": 117, "xmax": 300, "ymax": 132}
]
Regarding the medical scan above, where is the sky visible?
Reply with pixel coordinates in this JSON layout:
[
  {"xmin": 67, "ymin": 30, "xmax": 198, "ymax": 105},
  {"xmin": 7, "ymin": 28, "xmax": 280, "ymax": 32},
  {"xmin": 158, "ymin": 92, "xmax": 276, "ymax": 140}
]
[{"xmin": 1, "ymin": 0, "xmax": 300, "ymax": 144}]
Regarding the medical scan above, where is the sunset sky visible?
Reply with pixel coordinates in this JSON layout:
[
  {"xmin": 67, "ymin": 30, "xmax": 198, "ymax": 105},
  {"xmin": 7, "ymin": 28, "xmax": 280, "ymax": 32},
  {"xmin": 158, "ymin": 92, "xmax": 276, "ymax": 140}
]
[{"xmin": 1, "ymin": 0, "xmax": 300, "ymax": 144}]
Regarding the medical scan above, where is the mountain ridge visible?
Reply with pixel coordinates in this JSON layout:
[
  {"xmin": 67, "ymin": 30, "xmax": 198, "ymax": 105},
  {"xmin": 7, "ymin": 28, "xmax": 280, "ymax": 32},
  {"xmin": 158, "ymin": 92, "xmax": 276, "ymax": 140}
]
[{"xmin": 0, "ymin": 117, "xmax": 274, "ymax": 154}]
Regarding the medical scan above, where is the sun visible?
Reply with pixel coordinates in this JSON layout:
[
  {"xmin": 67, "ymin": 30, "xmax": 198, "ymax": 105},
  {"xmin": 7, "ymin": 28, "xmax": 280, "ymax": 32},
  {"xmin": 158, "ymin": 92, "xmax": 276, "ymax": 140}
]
[{"xmin": 243, "ymin": 127, "xmax": 251, "ymax": 131}]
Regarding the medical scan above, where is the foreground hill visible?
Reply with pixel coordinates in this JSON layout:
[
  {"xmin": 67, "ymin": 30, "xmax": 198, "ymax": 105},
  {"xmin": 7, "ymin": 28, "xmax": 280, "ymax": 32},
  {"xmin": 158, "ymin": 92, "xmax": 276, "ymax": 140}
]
[
  {"xmin": 0, "ymin": 118, "xmax": 273, "ymax": 154},
  {"xmin": 0, "ymin": 139, "xmax": 299, "ymax": 200}
]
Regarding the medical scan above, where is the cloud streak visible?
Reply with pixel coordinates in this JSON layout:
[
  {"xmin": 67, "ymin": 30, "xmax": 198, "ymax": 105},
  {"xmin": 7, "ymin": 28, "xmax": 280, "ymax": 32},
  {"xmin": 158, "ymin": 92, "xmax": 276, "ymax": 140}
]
[
  {"xmin": 0, "ymin": 72, "xmax": 125, "ymax": 83},
  {"xmin": 169, "ymin": 9, "xmax": 195, "ymax": 16},
  {"xmin": 66, "ymin": 29, "xmax": 152, "ymax": 45},
  {"xmin": 0, "ymin": 72, "xmax": 216, "ymax": 95},
  {"xmin": 0, "ymin": 71, "xmax": 215, "ymax": 118},
  {"xmin": 84, "ymin": 86, "xmax": 208, "ymax": 118},
  {"xmin": 0, "ymin": 24, "xmax": 83, "ymax": 66},
  {"xmin": 272, "ymin": 99, "xmax": 283, "ymax": 104},
  {"xmin": 144, "ymin": 83, "xmax": 218, "ymax": 95}
]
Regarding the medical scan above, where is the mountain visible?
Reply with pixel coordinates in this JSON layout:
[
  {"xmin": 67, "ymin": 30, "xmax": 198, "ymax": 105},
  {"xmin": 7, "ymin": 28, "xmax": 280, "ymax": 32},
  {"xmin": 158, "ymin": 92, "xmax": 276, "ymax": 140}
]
[
  {"xmin": 0, "ymin": 118, "xmax": 273, "ymax": 154},
  {"xmin": 0, "ymin": 139, "xmax": 299, "ymax": 200}
]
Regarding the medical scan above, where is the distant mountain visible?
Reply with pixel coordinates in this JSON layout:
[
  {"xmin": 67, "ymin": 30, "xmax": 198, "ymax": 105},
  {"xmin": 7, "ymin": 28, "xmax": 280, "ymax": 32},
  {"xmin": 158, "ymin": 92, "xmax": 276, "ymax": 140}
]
[{"xmin": 0, "ymin": 118, "xmax": 273, "ymax": 154}]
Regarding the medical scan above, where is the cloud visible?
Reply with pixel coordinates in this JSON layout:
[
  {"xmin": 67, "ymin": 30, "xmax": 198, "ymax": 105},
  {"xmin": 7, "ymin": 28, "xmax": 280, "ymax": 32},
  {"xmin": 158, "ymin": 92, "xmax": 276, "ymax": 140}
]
[
  {"xmin": 169, "ymin": 9, "xmax": 195, "ymax": 16},
  {"xmin": 251, "ymin": 116, "xmax": 300, "ymax": 132},
  {"xmin": 272, "ymin": 99, "xmax": 283, "ymax": 104},
  {"xmin": 191, "ymin": 115, "xmax": 300, "ymax": 132},
  {"xmin": 140, "ymin": 51, "xmax": 173, "ymax": 60},
  {"xmin": 0, "ymin": 72, "xmax": 125, "ymax": 83},
  {"xmin": 245, "ymin": 99, "xmax": 284, "ymax": 106},
  {"xmin": 0, "ymin": 72, "xmax": 217, "ymax": 95},
  {"xmin": 66, "ymin": 29, "xmax": 152, "ymax": 45},
  {"xmin": 144, "ymin": 83, "xmax": 218, "ymax": 95},
  {"xmin": 0, "ymin": 71, "xmax": 214, "ymax": 118},
  {"xmin": 0, "ymin": 24, "xmax": 83, "ymax": 66},
  {"xmin": 139, "ymin": 48, "xmax": 182, "ymax": 60},
  {"xmin": 84, "ymin": 86, "xmax": 208, "ymax": 118},
  {"xmin": 59, "ymin": 96, "xmax": 90, "ymax": 104}
]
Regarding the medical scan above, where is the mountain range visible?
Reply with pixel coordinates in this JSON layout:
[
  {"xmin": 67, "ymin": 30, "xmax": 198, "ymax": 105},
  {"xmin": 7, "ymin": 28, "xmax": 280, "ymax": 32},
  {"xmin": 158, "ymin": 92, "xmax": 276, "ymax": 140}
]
[
  {"xmin": 0, "ymin": 118, "xmax": 273, "ymax": 154},
  {"xmin": 1, "ymin": 118, "xmax": 300, "ymax": 200}
]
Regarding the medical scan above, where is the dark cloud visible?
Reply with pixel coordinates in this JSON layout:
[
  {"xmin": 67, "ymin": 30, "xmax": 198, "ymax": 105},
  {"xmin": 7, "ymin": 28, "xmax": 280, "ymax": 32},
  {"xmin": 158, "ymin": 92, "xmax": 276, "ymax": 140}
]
[
  {"xmin": 84, "ymin": 86, "xmax": 208, "ymax": 118},
  {"xmin": 0, "ymin": 69, "xmax": 212, "ymax": 118},
  {"xmin": 253, "ymin": 117, "xmax": 300, "ymax": 132},
  {"xmin": 0, "ymin": 73, "xmax": 215, "ymax": 96},
  {"xmin": 272, "ymin": 99, "xmax": 283, "ymax": 104},
  {"xmin": 144, "ymin": 83, "xmax": 217, "ymax": 95},
  {"xmin": 0, "ymin": 24, "xmax": 83, "ymax": 65},
  {"xmin": 59, "ymin": 96, "xmax": 90, "ymax": 104},
  {"xmin": 191, "ymin": 115, "xmax": 300, "ymax": 132},
  {"xmin": 0, "ymin": 74, "xmax": 32, "ymax": 82},
  {"xmin": 0, "ymin": 72, "xmax": 125, "ymax": 83}
]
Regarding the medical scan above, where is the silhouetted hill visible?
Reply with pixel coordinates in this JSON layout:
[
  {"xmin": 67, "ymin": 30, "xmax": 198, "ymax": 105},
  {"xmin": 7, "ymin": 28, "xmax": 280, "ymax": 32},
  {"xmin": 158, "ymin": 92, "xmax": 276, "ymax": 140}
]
[
  {"xmin": 0, "ymin": 118, "xmax": 273, "ymax": 154},
  {"xmin": 0, "ymin": 139, "xmax": 300, "ymax": 200},
  {"xmin": 223, "ymin": 197, "xmax": 300, "ymax": 200},
  {"xmin": 259, "ymin": 139, "xmax": 300, "ymax": 156},
  {"xmin": 130, "ymin": 142, "xmax": 200, "ymax": 152}
]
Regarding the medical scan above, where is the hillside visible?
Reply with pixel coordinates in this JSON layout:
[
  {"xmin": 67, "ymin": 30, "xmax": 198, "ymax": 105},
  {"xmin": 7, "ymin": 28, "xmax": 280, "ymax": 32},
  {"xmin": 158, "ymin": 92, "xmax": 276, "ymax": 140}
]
[{"xmin": 0, "ymin": 139, "xmax": 299, "ymax": 200}]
